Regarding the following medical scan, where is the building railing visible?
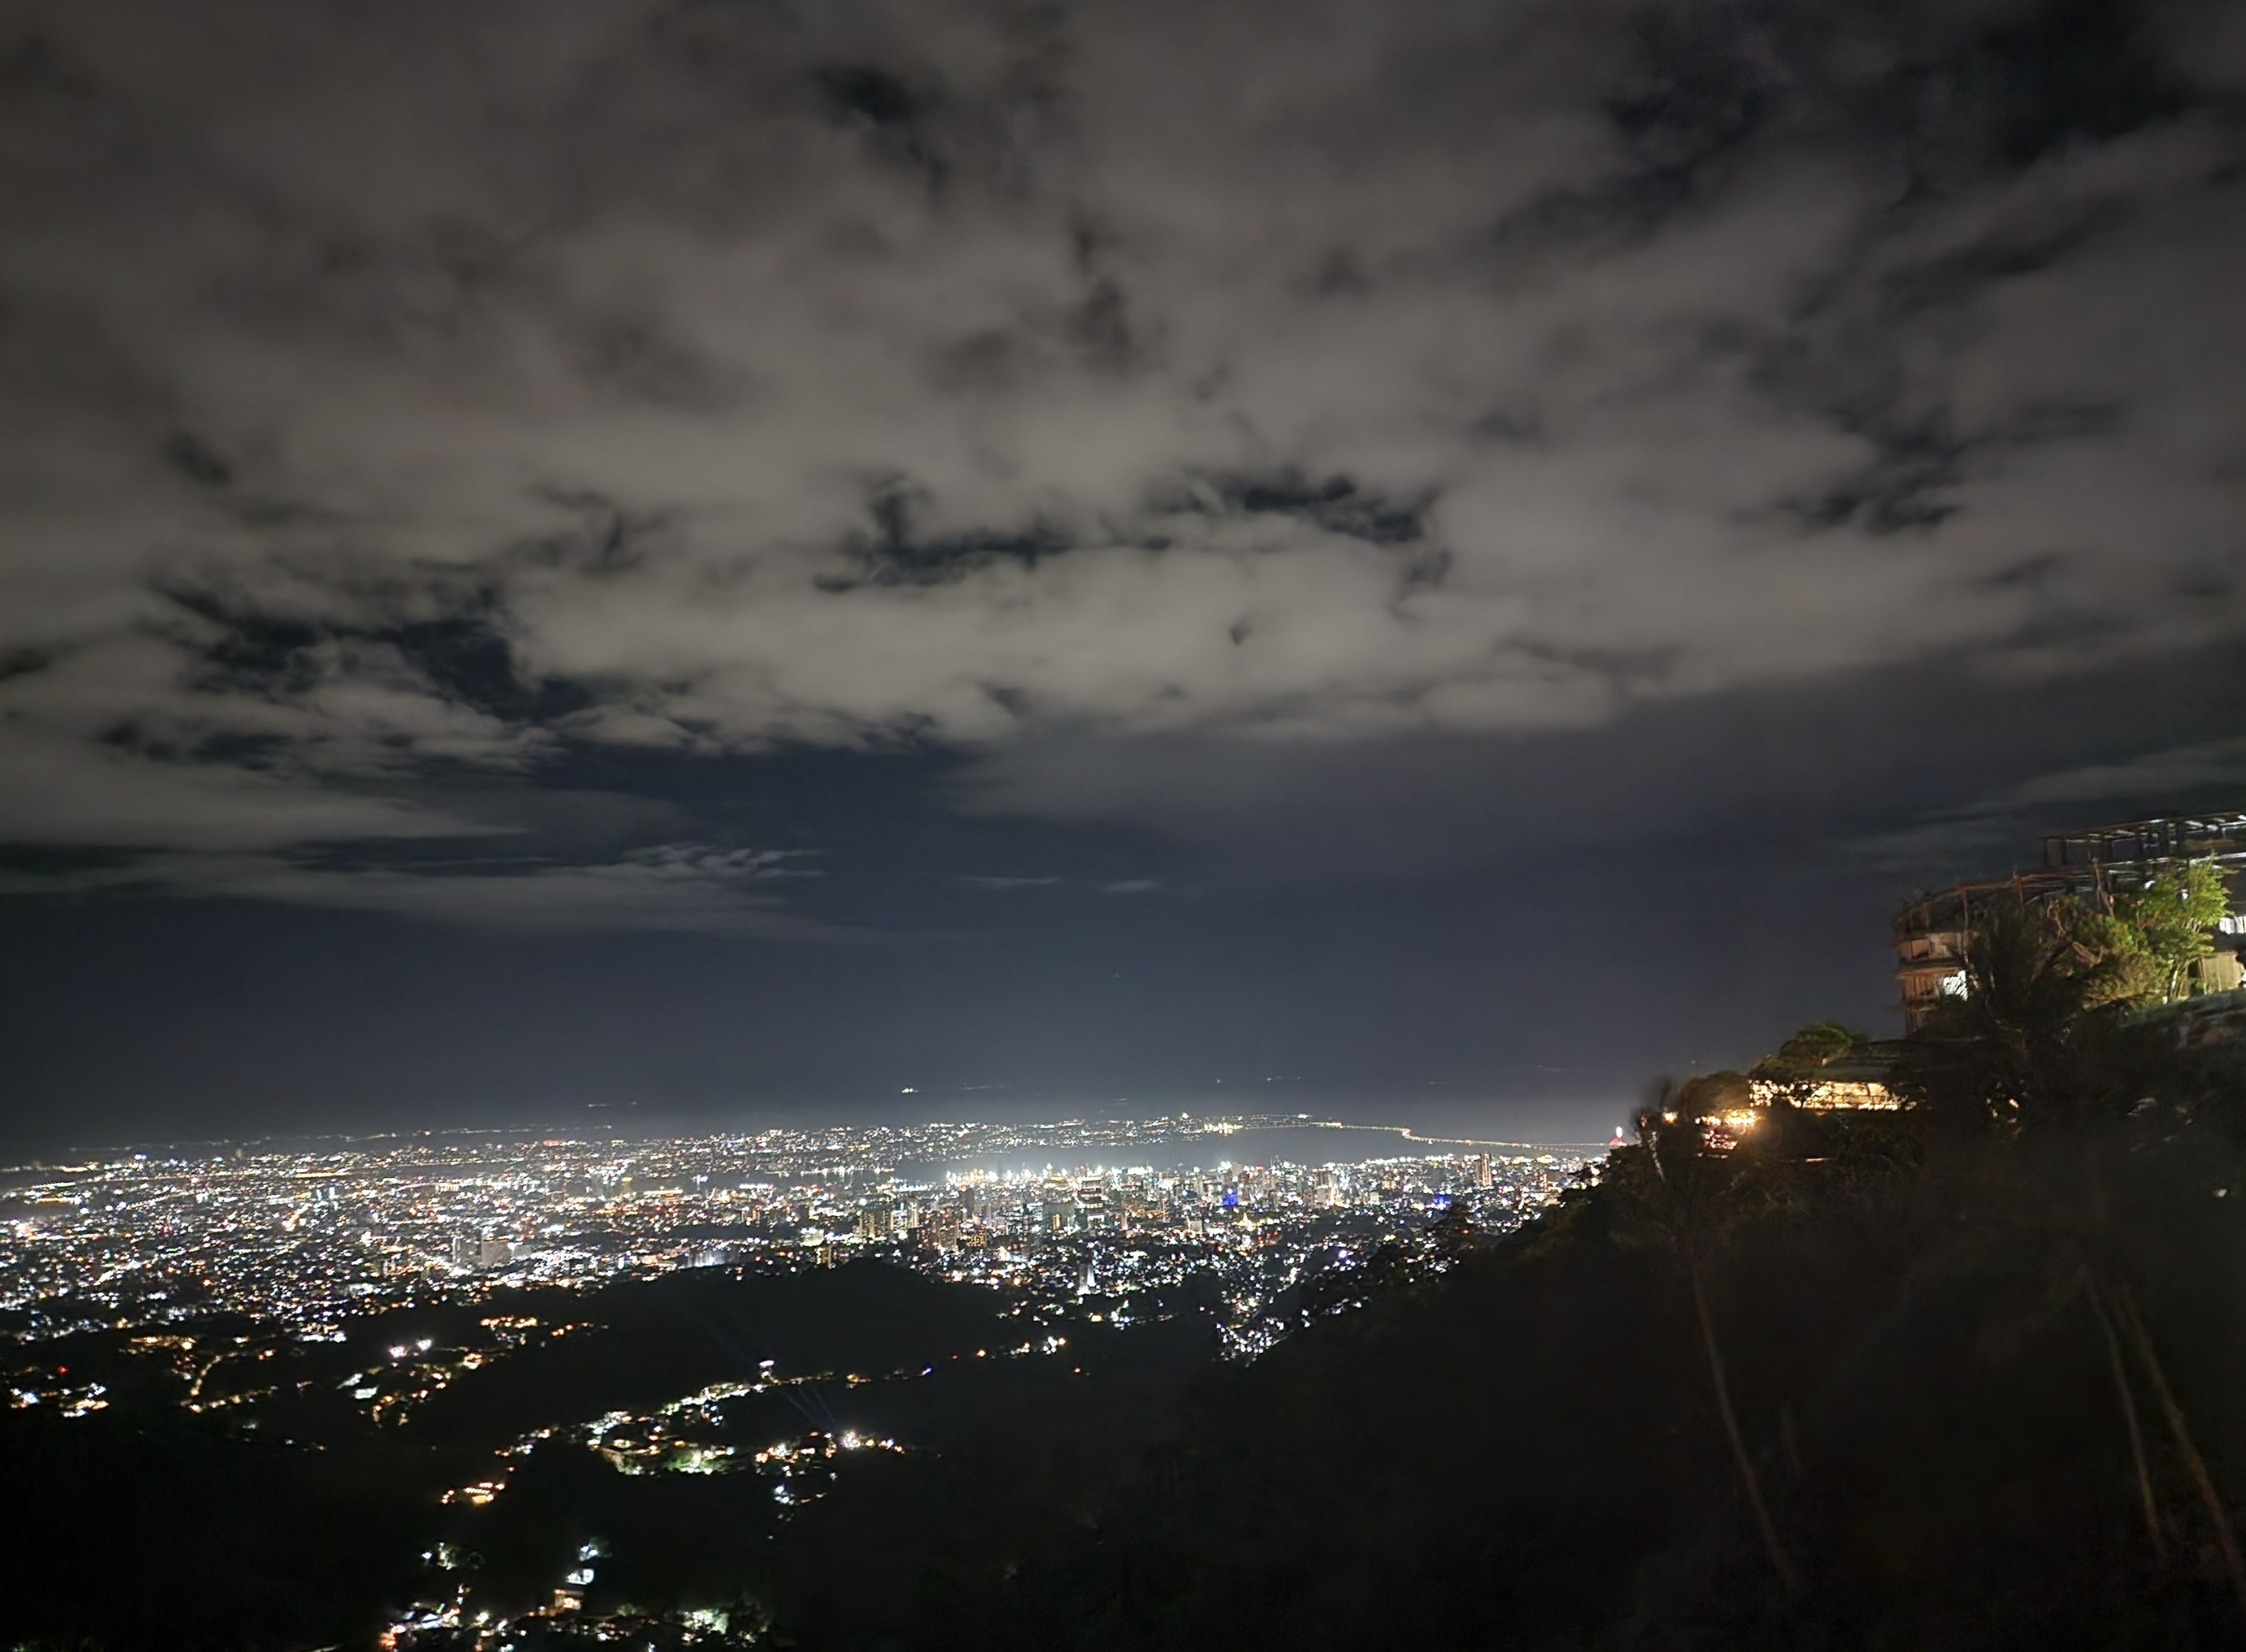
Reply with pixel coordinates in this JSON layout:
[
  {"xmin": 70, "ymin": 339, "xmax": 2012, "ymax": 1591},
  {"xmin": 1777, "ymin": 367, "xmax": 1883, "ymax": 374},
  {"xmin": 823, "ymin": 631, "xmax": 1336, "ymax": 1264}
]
[{"xmin": 2040, "ymin": 812, "xmax": 2246, "ymax": 870}]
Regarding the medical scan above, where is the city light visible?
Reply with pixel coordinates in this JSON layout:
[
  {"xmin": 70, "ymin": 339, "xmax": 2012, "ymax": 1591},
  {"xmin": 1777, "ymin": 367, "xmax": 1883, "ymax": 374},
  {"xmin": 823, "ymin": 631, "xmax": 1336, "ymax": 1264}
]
[{"xmin": 0, "ymin": 1116, "xmax": 1587, "ymax": 1404}]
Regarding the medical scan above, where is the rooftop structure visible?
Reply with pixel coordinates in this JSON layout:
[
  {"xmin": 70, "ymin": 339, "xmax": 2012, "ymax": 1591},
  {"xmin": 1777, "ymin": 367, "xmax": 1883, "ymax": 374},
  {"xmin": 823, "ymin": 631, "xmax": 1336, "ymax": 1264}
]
[
  {"xmin": 1893, "ymin": 812, "xmax": 2246, "ymax": 1030},
  {"xmin": 2038, "ymin": 813, "xmax": 2246, "ymax": 872}
]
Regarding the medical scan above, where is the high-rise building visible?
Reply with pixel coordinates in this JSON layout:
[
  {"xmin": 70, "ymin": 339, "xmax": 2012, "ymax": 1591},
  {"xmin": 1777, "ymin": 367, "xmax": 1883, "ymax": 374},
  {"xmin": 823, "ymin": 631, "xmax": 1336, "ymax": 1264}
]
[{"xmin": 921, "ymin": 1206, "xmax": 962, "ymax": 1250}]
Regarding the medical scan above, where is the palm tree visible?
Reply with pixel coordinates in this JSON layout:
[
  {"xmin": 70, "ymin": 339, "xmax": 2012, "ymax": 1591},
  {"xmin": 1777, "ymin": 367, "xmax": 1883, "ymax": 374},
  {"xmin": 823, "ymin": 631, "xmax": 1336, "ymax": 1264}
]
[
  {"xmin": 1899, "ymin": 901, "xmax": 2246, "ymax": 1615},
  {"xmin": 1615, "ymin": 1074, "xmax": 1800, "ymax": 1595}
]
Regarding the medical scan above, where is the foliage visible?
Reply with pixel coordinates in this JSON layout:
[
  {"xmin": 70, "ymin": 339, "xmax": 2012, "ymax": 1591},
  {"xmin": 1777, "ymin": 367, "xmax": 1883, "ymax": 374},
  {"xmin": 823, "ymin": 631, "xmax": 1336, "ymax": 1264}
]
[
  {"xmin": 2061, "ymin": 859, "xmax": 2232, "ymax": 1008},
  {"xmin": 2113, "ymin": 860, "xmax": 2232, "ymax": 1001},
  {"xmin": 1892, "ymin": 902, "xmax": 2173, "ymax": 1135},
  {"xmin": 1749, "ymin": 1021, "xmax": 1866, "ymax": 1081}
]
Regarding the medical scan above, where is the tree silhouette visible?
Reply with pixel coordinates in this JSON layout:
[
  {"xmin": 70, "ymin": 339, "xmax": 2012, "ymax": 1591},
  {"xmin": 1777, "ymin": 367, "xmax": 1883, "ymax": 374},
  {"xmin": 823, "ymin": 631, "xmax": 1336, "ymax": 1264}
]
[
  {"xmin": 1610, "ymin": 1073, "xmax": 1800, "ymax": 1595},
  {"xmin": 1899, "ymin": 900, "xmax": 2246, "ymax": 1616}
]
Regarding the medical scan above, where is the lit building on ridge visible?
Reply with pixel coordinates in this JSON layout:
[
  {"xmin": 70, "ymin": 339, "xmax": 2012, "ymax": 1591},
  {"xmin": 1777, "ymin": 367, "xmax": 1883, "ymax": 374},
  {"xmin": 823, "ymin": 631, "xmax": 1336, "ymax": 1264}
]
[{"xmin": 1893, "ymin": 812, "xmax": 2246, "ymax": 1032}]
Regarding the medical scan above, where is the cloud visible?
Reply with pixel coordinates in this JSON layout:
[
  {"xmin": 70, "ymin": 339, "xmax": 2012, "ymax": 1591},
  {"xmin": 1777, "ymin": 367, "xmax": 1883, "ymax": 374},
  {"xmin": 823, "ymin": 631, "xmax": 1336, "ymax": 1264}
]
[
  {"xmin": 1851, "ymin": 735, "xmax": 2246, "ymax": 881},
  {"xmin": 1, "ymin": 842, "xmax": 830, "ymax": 937},
  {"xmin": 955, "ymin": 872, "xmax": 1162, "ymax": 894},
  {"xmin": 1969, "ymin": 739, "xmax": 2246, "ymax": 814},
  {"xmin": 0, "ymin": 0, "xmax": 2239, "ymax": 918},
  {"xmin": 0, "ymin": 726, "xmax": 504, "ymax": 851}
]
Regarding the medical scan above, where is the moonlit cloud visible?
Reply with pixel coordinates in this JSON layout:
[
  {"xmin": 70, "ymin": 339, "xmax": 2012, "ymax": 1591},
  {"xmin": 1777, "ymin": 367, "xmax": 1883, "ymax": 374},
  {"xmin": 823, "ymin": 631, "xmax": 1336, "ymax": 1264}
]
[{"xmin": 1, "ymin": 0, "xmax": 2240, "ymax": 923}]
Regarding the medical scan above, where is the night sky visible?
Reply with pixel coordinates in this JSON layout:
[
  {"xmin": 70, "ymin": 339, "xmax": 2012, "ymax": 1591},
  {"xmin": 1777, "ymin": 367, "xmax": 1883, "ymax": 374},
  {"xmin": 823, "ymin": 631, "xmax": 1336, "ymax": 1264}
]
[{"xmin": 3, "ymin": 0, "xmax": 2243, "ymax": 1153}]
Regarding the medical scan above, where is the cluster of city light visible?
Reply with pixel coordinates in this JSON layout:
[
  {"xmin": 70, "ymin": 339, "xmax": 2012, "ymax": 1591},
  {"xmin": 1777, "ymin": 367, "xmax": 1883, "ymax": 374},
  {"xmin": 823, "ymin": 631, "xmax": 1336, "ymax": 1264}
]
[
  {"xmin": 3, "ymin": 1118, "xmax": 1589, "ymax": 1651},
  {"xmin": 0, "ymin": 1119, "xmax": 1589, "ymax": 1422},
  {"xmin": 383, "ymin": 1537, "xmax": 760, "ymax": 1651},
  {"xmin": 906, "ymin": 1149, "xmax": 1584, "ymax": 1358}
]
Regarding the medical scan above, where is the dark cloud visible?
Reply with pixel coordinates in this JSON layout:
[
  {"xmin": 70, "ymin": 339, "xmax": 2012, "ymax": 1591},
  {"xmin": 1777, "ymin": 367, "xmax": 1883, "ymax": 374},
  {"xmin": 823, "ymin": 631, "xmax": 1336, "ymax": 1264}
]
[
  {"xmin": 0, "ymin": 0, "xmax": 2238, "ymax": 941},
  {"xmin": 955, "ymin": 640, "xmax": 2246, "ymax": 890},
  {"xmin": 0, "ymin": 842, "xmax": 829, "ymax": 938},
  {"xmin": 1850, "ymin": 730, "xmax": 2246, "ymax": 878}
]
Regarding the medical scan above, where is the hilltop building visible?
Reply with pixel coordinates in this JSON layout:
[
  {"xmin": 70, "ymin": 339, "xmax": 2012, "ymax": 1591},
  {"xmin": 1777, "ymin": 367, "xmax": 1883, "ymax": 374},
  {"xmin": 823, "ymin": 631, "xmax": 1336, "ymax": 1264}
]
[
  {"xmin": 1746, "ymin": 1052, "xmax": 1903, "ymax": 1112},
  {"xmin": 1893, "ymin": 812, "xmax": 2246, "ymax": 1031},
  {"xmin": 1713, "ymin": 812, "xmax": 2246, "ymax": 1139}
]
